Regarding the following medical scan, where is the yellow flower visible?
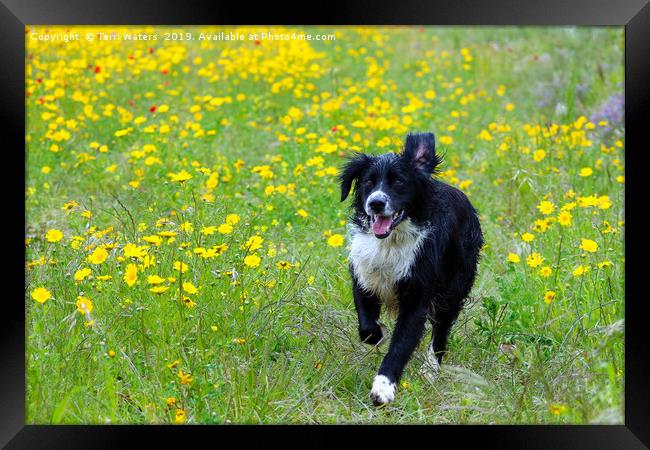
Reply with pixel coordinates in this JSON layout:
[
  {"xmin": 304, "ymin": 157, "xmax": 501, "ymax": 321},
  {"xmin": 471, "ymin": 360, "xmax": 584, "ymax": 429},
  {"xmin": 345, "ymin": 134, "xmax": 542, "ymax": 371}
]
[
  {"xmin": 107, "ymin": 350, "xmax": 116, "ymax": 358},
  {"xmin": 526, "ymin": 252, "xmax": 544, "ymax": 268},
  {"xmin": 296, "ymin": 209, "xmax": 309, "ymax": 218},
  {"xmin": 217, "ymin": 223, "xmax": 233, "ymax": 234},
  {"xmin": 579, "ymin": 239, "xmax": 598, "ymax": 253},
  {"xmin": 537, "ymin": 201, "xmax": 555, "ymax": 215},
  {"xmin": 182, "ymin": 296, "xmax": 196, "ymax": 308},
  {"xmin": 179, "ymin": 221, "xmax": 194, "ymax": 233},
  {"xmin": 174, "ymin": 409, "xmax": 186, "ymax": 424},
  {"xmin": 147, "ymin": 275, "xmax": 166, "ymax": 285},
  {"xmin": 31, "ymin": 287, "xmax": 52, "ymax": 304},
  {"xmin": 201, "ymin": 226, "xmax": 216, "ymax": 235},
  {"xmin": 577, "ymin": 195, "xmax": 598, "ymax": 208},
  {"xmin": 277, "ymin": 260, "xmax": 291, "ymax": 270},
  {"xmin": 598, "ymin": 260, "xmax": 613, "ymax": 269},
  {"xmin": 166, "ymin": 397, "xmax": 177, "ymax": 406},
  {"xmin": 507, "ymin": 253, "xmax": 520, "ymax": 263},
  {"xmin": 76, "ymin": 296, "xmax": 93, "ymax": 314},
  {"xmin": 561, "ymin": 201, "xmax": 577, "ymax": 211},
  {"xmin": 539, "ymin": 266, "xmax": 553, "ymax": 278},
  {"xmin": 150, "ymin": 285, "xmax": 170, "ymax": 294},
  {"xmin": 244, "ymin": 235, "xmax": 264, "ymax": 252},
  {"xmin": 549, "ymin": 404, "xmax": 567, "ymax": 416},
  {"xmin": 521, "ymin": 232, "xmax": 535, "ymax": 243},
  {"xmin": 123, "ymin": 243, "xmax": 148, "ymax": 258},
  {"xmin": 168, "ymin": 170, "xmax": 193, "ymax": 183},
  {"xmin": 225, "ymin": 214, "xmax": 241, "ymax": 225},
  {"xmin": 532, "ymin": 149, "xmax": 546, "ymax": 162},
  {"xmin": 177, "ymin": 370, "xmax": 193, "ymax": 385},
  {"xmin": 533, "ymin": 219, "xmax": 549, "ymax": 233},
  {"xmin": 327, "ymin": 234, "xmax": 344, "ymax": 247},
  {"xmin": 557, "ymin": 211, "xmax": 573, "ymax": 227},
  {"xmin": 124, "ymin": 263, "xmax": 138, "ymax": 287},
  {"xmin": 142, "ymin": 235, "xmax": 163, "ymax": 246},
  {"xmin": 167, "ymin": 359, "xmax": 180, "ymax": 369},
  {"xmin": 182, "ymin": 282, "xmax": 198, "ymax": 294},
  {"xmin": 173, "ymin": 261, "xmax": 189, "ymax": 273},
  {"xmin": 573, "ymin": 265, "xmax": 590, "ymax": 277},
  {"xmin": 579, "ymin": 167, "xmax": 593, "ymax": 177},
  {"xmin": 543, "ymin": 291, "xmax": 556, "ymax": 304},
  {"xmin": 596, "ymin": 195, "xmax": 612, "ymax": 210},
  {"xmin": 459, "ymin": 180, "xmax": 473, "ymax": 191},
  {"xmin": 74, "ymin": 267, "xmax": 92, "ymax": 282},
  {"xmin": 244, "ymin": 254, "xmax": 261, "ymax": 268},
  {"xmin": 88, "ymin": 246, "xmax": 108, "ymax": 265},
  {"xmin": 45, "ymin": 229, "xmax": 63, "ymax": 243}
]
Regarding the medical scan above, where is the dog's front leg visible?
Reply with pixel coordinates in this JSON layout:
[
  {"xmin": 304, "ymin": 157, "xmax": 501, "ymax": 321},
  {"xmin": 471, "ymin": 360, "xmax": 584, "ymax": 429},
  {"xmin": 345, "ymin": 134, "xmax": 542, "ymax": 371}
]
[
  {"xmin": 370, "ymin": 301, "xmax": 428, "ymax": 405},
  {"xmin": 352, "ymin": 274, "xmax": 386, "ymax": 346}
]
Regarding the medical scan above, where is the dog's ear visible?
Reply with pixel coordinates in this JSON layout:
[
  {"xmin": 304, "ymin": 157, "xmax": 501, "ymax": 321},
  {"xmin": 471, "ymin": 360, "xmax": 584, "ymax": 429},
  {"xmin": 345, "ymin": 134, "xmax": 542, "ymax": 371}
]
[
  {"xmin": 339, "ymin": 153, "xmax": 372, "ymax": 202},
  {"xmin": 402, "ymin": 132, "xmax": 441, "ymax": 174}
]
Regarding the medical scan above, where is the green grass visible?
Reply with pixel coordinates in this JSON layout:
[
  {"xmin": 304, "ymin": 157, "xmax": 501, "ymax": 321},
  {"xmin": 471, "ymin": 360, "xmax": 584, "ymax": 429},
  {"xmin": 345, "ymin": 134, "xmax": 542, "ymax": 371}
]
[{"xmin": 25, "ymin": 26, "xmax": 624, "ymax": 424}]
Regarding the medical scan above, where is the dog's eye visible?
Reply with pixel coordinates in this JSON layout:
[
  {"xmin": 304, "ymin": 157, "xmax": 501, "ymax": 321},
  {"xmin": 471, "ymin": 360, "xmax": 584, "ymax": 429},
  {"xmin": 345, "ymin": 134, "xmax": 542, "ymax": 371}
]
[
  {"xmin": 393, "ymin": 179, "xmax": 404, "ymax": 186},
  {"xmin": 364, "ymin": 179, "xmax": 373, "ymax": 188}
]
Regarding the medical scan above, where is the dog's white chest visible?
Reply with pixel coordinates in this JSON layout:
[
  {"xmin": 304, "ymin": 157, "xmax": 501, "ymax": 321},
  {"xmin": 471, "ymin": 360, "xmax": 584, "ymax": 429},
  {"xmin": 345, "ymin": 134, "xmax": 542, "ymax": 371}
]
[{"xmin": 348, "ymin": 220, "xmax": 427, "ymax": 310}]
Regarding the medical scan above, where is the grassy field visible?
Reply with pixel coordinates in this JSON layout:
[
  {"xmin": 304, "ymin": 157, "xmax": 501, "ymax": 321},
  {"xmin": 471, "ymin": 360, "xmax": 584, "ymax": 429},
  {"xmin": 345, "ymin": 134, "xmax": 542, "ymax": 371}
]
[{"xmin": 25, "ymin": 26, "xmax": 624, "ymax": 424}]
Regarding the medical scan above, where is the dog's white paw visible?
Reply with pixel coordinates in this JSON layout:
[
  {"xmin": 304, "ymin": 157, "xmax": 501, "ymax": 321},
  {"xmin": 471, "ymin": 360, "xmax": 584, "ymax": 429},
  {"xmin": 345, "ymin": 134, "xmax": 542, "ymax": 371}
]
[{"xmin": 370, "ymin": 375, "xmax": 396, "ymax": 406}]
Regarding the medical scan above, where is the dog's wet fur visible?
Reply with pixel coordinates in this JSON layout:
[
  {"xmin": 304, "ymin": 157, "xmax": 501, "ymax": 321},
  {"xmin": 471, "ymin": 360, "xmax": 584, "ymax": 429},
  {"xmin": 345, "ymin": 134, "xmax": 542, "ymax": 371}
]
[{"xmin": 340, "ymin": 132, "xmax": 483, "ymax": 406}]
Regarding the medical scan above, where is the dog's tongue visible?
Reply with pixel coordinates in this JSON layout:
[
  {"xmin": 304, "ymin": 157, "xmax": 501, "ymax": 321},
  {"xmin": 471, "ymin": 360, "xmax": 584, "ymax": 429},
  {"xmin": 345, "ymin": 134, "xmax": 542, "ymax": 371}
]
[{"xmin": 372, "ymin": 215, "xmax": 393, "ymax": 236}]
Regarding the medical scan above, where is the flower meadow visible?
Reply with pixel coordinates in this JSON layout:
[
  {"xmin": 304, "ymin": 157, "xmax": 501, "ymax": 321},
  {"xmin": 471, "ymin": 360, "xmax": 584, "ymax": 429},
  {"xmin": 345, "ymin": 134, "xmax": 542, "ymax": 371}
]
[{"xmin": 25, "ymin": 26, "xmax": 624, "ymax": 424}]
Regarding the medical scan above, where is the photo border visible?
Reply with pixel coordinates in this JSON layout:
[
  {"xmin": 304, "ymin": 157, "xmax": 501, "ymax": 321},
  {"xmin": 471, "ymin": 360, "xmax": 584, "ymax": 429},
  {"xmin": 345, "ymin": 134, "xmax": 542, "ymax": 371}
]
[{"xmin": 3, "ymin": 0, "xmax": 648, "ymax": 447}]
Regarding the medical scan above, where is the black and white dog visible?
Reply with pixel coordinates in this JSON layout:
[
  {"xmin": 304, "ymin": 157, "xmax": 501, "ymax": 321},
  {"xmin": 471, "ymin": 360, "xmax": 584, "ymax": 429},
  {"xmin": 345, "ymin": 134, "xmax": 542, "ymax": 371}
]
[{"xmin": 340, "ymin": 132, "xmax": 483, "ymax": 406}]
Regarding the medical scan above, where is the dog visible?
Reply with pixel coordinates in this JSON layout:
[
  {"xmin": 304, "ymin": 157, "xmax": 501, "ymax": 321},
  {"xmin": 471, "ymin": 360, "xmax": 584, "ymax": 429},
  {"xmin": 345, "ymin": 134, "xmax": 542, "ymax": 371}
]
[{"xmin": 339, "ymin": 132, "xmax": 483, "ymax": 406}]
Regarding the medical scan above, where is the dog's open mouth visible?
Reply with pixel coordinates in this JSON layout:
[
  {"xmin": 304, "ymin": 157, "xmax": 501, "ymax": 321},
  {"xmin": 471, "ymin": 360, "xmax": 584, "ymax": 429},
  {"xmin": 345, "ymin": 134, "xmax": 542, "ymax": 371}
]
[{"xmin": 371, "ymin": 210, "xmax": 404, "ymax": 239}]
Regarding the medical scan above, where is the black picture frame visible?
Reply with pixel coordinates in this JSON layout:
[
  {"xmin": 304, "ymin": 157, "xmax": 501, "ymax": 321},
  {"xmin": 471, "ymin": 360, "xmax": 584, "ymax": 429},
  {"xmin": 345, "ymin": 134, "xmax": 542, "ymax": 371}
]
[{"xmin": 3, "ymin": 0, "xmax": 648, "ymax": 447}]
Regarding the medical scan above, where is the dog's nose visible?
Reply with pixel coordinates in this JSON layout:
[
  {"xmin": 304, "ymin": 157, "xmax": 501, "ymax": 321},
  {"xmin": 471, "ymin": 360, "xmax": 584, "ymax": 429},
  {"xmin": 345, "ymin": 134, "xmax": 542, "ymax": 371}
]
[{"xmin": 368, "ymin": 199, "xmax": 386, "ymax": 213}]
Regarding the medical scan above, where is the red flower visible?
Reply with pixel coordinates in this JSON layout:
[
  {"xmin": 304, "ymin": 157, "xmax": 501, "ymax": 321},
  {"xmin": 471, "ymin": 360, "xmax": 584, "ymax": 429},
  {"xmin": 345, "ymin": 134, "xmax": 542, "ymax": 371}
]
[
  {"xmin": 331, "ymin": 127, "xmax": 337, "ymax": 132},
  {"xmin": 94, "ymin": 66, "xmax": 101, "ymax": 73},
  {"xmin": 149, "ymin": 106, "xmax": 156, "ymax": 113},
  {"xmin": 254, "ymin": 39, "xmax": 261, "ymax": 46}
]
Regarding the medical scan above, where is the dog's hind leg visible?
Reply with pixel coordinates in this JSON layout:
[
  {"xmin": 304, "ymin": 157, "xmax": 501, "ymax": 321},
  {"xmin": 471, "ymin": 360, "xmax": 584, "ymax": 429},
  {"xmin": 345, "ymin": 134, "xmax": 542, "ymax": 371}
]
[
  {"xmin": 430, "ymin": 299, "xmax": 463, "ymax": 364},
  {"xmin": 421, "ymin": 327, "xmax": 441, "ymax": 384},
  {"xmin": 430, "ymin": 251, "xmax": 478, "ymax": 365}
]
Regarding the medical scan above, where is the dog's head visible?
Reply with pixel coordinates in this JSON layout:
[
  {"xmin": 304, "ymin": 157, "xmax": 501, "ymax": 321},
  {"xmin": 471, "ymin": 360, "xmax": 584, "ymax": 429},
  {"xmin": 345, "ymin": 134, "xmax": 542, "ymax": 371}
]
[{"xmin": 340, "ymin": 132, "xmax": 441, "ymax": 239}]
